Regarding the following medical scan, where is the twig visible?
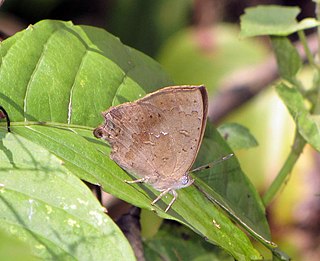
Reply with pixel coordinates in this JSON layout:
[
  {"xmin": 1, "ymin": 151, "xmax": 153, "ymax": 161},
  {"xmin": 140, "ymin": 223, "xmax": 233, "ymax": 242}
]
[
  {"xmin": 116, "ymin": 207, "xmax": 145, "ymax": 261},
  {"xmin": 263, "ymin": 131, "xmax": 306, "ymax": 205}
]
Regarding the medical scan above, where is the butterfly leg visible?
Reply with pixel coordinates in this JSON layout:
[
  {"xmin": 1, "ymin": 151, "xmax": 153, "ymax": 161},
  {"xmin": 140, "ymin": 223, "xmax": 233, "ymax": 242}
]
[
  {"xmin": 151, "ymin": 188, "xmax": 178, "ymax": 212},
  {"xmin": 165, "ymin": 190, "xmax": 178, "ymax": 212},
  {"xmin": 124, "ymin": 177, "xmax": 148, "ymax": 184},
  {"xmin": 151, "ymin": 188, "xmax": 171, "ymax": 206}
]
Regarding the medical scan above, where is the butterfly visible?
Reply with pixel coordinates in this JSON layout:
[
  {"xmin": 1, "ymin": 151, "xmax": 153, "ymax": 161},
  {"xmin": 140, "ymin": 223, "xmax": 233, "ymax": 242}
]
[{"xmin": 94, "ymin": 85, "xmax": 207, "ymax": 212}]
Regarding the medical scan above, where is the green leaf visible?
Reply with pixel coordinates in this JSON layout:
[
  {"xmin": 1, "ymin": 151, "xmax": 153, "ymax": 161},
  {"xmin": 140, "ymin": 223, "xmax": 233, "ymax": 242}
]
[
  {"xmin": 0, "ymin": 229, "xmax": 36, "ymax": 261},
  {"xmin": 271, "ymin": 37, "xmax": 302, "ymax": 81},
  {"xmin": 240, "ymin": 5, "xmax": 320, "ymax": 37},
  {"xmin": 0, "ymin": 20, "xmax": 173, "ymax": 125},
  {"xmin": 217, "ymin": 123, "xmax": 258, "ymax": 150},
  {"xmin": 144, "ymin": 222, "xmax": 234, "ymax": 261},
  {"xmin": 12, "ymin": 124, "xmax": 262, "ymax": 261},
  {"xmin": 276, "ymin": 83, "xmax": 320, "ymax": 151},
  {"xmin": 194, "ymin": 124, "xmax": 271, "ymax": 245},
  {"xmin": 0, "ymin": 20, "xmax": 264, "ymax": 260},
  {"xmin": 0, "ymin": 132, "xmax": 135, "ymax": 260}
]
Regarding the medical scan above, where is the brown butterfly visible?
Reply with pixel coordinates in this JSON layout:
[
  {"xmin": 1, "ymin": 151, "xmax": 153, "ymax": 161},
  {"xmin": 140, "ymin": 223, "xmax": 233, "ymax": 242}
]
[{"xmin": 94, "ymin": 85, "xmax": 208, "ymax": 212}]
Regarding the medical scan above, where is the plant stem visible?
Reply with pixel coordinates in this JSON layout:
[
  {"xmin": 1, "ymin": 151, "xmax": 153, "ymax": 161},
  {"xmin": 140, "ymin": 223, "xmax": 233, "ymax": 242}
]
[
  {"xmin": 314, "ymin": 0, "xmax": 320, "ymax": 114},
  {"xmin": 316, "ymin": 1, "xmax": 320, "ymax": 64},
  {"xmin": 263, "ymin": 131, "xmax": 306, "ymax": 206},
  {"xmin": 297, "ymin": 30, "xmax": 319, "ymax": 69},
  {"xmin": 265, "ymin": 1, "xmax": 320, "ymax": 206}
]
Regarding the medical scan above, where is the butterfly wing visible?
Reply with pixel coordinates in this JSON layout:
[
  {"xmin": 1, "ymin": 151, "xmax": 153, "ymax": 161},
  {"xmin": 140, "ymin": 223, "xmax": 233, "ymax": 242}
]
[
  {"xmin": 94, "ymin": 85, "xmax": 208, "ymax": 191},
  {"xmin": 137, "ymin": 86, "xmax": 208, "ymax": 189}
]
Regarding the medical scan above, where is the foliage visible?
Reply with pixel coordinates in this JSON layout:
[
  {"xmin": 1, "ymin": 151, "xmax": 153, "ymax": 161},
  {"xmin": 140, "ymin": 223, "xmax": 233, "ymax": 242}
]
[
  {"xmin": 0, "ymin": 3, "xmax": 319, "ymax": 261},
  {"xmin": 0, "ymin": 19, "xmax": 264, "ymax": 261}
]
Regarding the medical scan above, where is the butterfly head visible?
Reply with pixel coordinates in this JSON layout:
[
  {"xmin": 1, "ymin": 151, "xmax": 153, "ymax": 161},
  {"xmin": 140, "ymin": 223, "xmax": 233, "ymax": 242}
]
[{"xmin": 176, "ymin": 174, "xmax": 194, "ymax": 189}]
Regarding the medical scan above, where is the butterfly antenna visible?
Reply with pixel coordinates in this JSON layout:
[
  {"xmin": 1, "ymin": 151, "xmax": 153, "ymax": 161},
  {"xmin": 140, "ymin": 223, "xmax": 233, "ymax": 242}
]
[
  {"xmin": 189, "ymin": 153, "xmax": 233, "ymax": 173},
  {"xmin": 0, "ymin": 106, "xmax": 11, "ymax": 132}
]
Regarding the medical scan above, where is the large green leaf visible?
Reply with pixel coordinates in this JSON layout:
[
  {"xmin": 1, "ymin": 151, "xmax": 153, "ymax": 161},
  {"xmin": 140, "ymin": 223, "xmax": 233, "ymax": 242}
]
[
  {"xmin": 11, "ymin": 125, "xmax": 262, "ymax": 260},
  {"xmin": 240, "ymin": 5, "xmax": 320, "ymax": 37},
  {"xmin": 0, "ymin": 20, "xmax": 266, "ymax": 260},
  {"xmin": 0, "ymin": 20, "xmax": 172, "ymax": 125},
  {"xmin": 0, "ymin": 132, "xmax": 135, "ymax": 260}
]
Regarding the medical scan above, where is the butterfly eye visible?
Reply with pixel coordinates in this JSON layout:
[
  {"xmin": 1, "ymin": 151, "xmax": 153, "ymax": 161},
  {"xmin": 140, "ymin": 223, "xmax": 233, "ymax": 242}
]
[{"xmin": 181, "ymin": 175, "xmax": 189, "ymax": 185}]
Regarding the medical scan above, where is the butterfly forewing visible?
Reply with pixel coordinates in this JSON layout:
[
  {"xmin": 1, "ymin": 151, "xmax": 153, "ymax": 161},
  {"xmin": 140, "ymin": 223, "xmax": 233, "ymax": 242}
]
[
  {"xmin": 138, "ymin": 86, "xmax": 207, "ymax": 186},
  {"xmin": 95, "ymin": 85, "xmax": 208, "ymax": 191}
]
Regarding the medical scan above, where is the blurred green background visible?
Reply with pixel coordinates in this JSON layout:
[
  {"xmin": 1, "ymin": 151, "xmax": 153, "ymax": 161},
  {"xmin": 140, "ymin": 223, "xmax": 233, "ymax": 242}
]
[{"xmin": 1, "ymin": 1, "xmax": 319, "ymax": 260}]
